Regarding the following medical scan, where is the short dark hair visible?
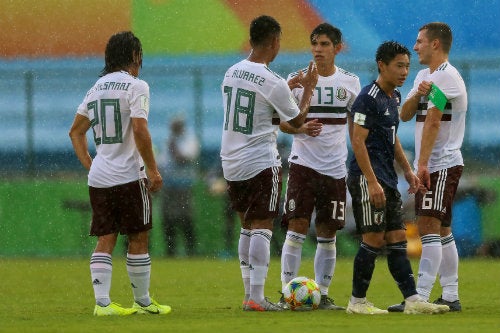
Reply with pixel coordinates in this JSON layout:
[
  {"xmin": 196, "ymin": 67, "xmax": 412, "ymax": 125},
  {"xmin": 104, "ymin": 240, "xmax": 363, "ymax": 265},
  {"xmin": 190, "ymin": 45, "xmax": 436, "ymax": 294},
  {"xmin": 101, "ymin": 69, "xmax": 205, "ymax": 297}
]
[
  {"xmin": 419, "ymin": 22, "xmax": 453, "ymax": 54},
  {"xmin": 100, "ymin": 31, "xmax": 142, "ymax": 76},
  {"xmin": 376, "ymin": 41, "xmax": 411, "ymax": 72},
  {"xmin": 310, "ymin": 23, "xmax": 342, "ymax": 45},
  {"xmin": 249, "ymin": 15, "xmax": 281, "ymax": 47}
]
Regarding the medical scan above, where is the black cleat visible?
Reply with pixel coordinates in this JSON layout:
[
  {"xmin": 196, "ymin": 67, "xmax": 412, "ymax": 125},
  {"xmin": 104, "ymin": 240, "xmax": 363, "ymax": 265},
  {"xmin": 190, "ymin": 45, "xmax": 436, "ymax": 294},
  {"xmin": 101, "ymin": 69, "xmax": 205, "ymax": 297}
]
[
  {"xmin": 387, "ymin": 301, "xmax": 405, "ymax": 312},
  {"xmin": 433, "ymin": 297, "xmax": 462, "ymax": 312}
]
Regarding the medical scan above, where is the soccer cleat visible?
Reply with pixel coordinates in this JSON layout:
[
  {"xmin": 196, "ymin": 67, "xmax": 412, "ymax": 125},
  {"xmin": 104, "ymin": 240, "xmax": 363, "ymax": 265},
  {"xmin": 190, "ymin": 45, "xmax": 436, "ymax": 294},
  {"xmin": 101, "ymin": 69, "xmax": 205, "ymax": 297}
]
[
  {"xmin": 346, "ymin": 300, "xmax": 388, "ymax": 315},
  {"xmin": 433, "ymin": 296, "xmax": 462, "ymax": 312},
  {"xmin": 244, "ymin": 297, "xmax": 284, "ymax": 312},
  {"xmin": 387, "ymin": 301, "xmax": 405, "ymax": 312},
  {"xmin": 242, "ymin": 295, "xmax": 250, "ymax": 309},
  {"xmin": 132, "ymin": 298, "xmax": 172, "ymax": 315},
  {"xmin": 404, "ymin": 299, "xmax": 449, "ymax": 314},
  {"xmin": 93, "ymin": 302, "xmax": 138, "ymax": 316},
  {"xmin": 318, "ymin": 295, "xmax": 345, "ymax": 310},
  {"xmin": 277, "ymin": 291, "xmax": 290, "ymax": 310}
]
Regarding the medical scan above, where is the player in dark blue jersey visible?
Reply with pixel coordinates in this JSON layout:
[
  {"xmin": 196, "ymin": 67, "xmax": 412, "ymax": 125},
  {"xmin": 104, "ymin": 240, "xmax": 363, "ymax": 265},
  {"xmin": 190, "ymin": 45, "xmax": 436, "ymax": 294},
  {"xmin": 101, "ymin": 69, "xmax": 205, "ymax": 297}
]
[{"xmin": 345, "ymin": 41, "xmax": 449, "ymax": 315}]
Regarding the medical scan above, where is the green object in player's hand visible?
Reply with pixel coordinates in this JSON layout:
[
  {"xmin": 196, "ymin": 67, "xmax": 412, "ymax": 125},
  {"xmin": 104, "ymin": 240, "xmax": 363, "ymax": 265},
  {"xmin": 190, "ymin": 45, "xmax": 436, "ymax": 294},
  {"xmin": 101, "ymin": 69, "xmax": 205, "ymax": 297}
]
[{"xmin": 428, "ymin": 83, "xmax": 448, "ymax": 112}]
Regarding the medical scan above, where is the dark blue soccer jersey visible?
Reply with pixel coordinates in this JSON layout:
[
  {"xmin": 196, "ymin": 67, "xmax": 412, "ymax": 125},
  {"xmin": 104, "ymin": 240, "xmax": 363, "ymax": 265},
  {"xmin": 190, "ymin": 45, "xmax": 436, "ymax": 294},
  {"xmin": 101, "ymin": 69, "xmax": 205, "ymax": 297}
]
[{"xmin": 348, "ymin": 81, "xmax": 401, "ymax": 189}]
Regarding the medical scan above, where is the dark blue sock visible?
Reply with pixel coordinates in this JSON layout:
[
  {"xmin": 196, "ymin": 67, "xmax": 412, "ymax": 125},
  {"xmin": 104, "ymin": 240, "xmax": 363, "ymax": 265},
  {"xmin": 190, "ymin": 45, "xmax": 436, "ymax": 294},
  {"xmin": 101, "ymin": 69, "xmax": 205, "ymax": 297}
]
[
  {"xmin": 352, "ymin": 242, "xmax": 381, "ymax": 298},
  {"xmin": 386, "ymin": 241, "xmax": 417, "ymax": 299}
]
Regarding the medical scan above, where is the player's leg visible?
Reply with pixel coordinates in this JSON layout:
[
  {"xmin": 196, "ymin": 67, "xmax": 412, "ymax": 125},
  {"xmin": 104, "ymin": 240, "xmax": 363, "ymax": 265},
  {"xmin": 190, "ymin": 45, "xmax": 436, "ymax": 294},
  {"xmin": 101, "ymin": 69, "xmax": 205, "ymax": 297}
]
[
  {"xmin": 91, "ymin": 234, "xmax": 118, "ymax": 308},
  {"xmin": 384, "ymin": 188, "xmax": 419, "ymax": 300},
  {"xmin": 121, "ymin": 179, "xmax": 170, "ymax": 314},
  {"xmin": 280, "ymin": 163, "xmax": 313, "ymax": 292},
  {"xmin": 346, "ymin": 175, "xmax": 387, "ymax": 314},
  {"xmin": 238, "ymin": 215, "xmax": 251, "ymax": 306},
  {"xmin": 314, "ymin": 176, "xmax": 346, "ymax": 310},
  {"xmin": 415, "ymin": 215, "xmax": 442, "ymax": 300},
  {"xmin": 226, "ymin": 179, "xmax": 252, "ymax": 307},
  {"xmin": 88, "ymin": 185, "xmax": 136, "ymax": 315},
  {"xmin": 433, "ymin": 166, "xmax": 462, "ymax": 310},
  {"xmin": 435, "ymin": 226, "xmax": 461, "ymax": 311},
  {"xmin": 244, "ymin": 167, "xmax": 283, "ymax": 311},
  {"xmin": 415, "ymin": 168, "xmax": 460, "ymax": 302},
  {"xmin": 281, "ymin": 221, "xmax": 307, "ymax": 289}
]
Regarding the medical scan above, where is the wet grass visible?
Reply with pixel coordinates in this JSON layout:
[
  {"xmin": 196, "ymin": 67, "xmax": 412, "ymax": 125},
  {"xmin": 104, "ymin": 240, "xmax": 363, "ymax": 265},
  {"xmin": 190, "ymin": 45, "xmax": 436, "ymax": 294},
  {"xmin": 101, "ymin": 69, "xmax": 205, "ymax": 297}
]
[{"xmin": 0, "ymin": 257, "xmax": 499, "ymax": 333}]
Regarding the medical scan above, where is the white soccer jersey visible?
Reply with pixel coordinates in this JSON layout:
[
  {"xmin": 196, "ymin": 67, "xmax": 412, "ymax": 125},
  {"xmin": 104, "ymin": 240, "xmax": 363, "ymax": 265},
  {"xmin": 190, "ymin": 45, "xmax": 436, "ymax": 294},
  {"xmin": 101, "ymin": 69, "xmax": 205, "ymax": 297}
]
[
  {"xmin": 407, "ymin": 62, "xmax": 467, "ymax": 173},
  {"xmin": 220, "ymin": 59, "xmax": 300, "ymax": 181},
  {"xmin": 76, "ymin": 71, "xmax": 149, "ymax": 187},
  {"xmin": 286, "ymin": 66, "xmax": 360, "ymax": 178}
]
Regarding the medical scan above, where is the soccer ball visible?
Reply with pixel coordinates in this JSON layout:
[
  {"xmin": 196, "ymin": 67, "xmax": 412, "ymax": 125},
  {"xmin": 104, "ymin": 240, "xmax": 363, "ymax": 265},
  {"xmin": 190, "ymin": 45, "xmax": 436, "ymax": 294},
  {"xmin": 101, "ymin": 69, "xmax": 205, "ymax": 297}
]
[{"xmin": 283, "ymin": 276, "xmax": 321, "ymax": 310}]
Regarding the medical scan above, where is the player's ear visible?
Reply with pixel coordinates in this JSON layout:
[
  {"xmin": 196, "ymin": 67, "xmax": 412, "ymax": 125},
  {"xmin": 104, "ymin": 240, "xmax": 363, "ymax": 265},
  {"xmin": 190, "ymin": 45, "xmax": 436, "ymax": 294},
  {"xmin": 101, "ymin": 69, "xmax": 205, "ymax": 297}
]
[
  {"xmin": 431, "ymin": 38, "xmax": 440, "ymax": 50},
  {"xmin": 334, "ymin": 42, "xmax": 344, "ymax": 54},
  {"xmin": 377, "ymin": 60, "xmax": 384, "ymax": 73}
]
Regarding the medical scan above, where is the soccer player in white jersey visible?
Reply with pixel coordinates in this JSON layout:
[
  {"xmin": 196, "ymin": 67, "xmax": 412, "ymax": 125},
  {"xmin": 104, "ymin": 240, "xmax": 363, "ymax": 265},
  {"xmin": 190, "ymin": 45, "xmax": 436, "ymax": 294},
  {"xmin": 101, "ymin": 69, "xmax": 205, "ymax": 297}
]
[
  {"xmin": 69, "ymin": 31, "xmax": 171, "ymax": 316},
  {"xmin": 390, "ymin": 22, "xmax": 467, "ymax": 312},
  {"xmin": 220, "ymin": 15, "xmax": 318, "ymax": 311},
  {"xmin": 277, "ymin": 23, "xmax": 360, "ymax": 311}
]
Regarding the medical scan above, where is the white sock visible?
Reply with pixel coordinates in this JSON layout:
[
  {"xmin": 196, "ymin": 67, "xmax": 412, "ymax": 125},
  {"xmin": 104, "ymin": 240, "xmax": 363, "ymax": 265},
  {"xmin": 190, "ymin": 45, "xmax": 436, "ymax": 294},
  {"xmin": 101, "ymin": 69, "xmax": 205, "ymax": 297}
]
[
  {"xmin": 416, "ymin": 234, "xmax": 442, "ymax": 301},
  {"xmin": 314, "ymin": 237, "xmax": 336, "ymax": 295},
  {"xmin": 90, "ymin": 252, "xmax": 112, "ymax": 306},
  {"xmin": 280, "ymin": 231, "xmax": 306, "ymax": 291},
  {"xmin": 249, "ymin": 229, "xmax": 272, "ymax": 303},
  {"xmin": 127, "ymin": 253, "xmax": 151, "ymax": 306},
  {"xmin": 350, "ymin": 296, "xmax": 366, "ymax": 304},
  {"xmin": 238, "ymin": 228, "xmax": 251, "ymax": 301},
  {"xmin": 439, "ymin": 233, "xmax": 459, "ymax": 301}
]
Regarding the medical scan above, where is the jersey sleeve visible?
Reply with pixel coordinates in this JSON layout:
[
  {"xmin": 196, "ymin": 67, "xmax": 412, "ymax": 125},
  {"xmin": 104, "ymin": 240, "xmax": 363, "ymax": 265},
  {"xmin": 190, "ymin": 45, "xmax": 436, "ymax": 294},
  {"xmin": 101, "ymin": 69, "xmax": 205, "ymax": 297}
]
[
  {"xmin": 427, "ymin": 70, "xmax": 460, "ymax": 109},
  {"xmin": 351, "ymin": 94, "xmax": 376, "ymax": 129},
  {"xmin": 76, "ymin": 99, "xmax": 89, "ymax": 118},
  {"xmin": 347, "ymin": 77, "xmax": 361, "ymax": 111},
  {"xmin": 129, "ymin": 79, "xmax": 150, "ymax": 119},
  {"xmin": 267, "ymin": 78, "xmax": 300, "ymax": 122}
]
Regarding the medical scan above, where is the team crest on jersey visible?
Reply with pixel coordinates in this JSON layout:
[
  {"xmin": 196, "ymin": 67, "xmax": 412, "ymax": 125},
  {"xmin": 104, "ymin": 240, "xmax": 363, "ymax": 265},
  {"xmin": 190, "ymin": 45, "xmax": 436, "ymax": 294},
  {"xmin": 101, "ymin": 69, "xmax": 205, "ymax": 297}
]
[
  {"xmin": 373, "ymin": 210, "xmax": 385, "ymax": 225},
  {"xmin": 288, "ymin": 199, "xmax": 296, "ymax": 212},
  {"xmin": 140, "ymin": 95, "xmax": 149, "ymax": 112},
  {"xmin": 336, "ymin": 87, "xmax": 348, "ymax": 101}
]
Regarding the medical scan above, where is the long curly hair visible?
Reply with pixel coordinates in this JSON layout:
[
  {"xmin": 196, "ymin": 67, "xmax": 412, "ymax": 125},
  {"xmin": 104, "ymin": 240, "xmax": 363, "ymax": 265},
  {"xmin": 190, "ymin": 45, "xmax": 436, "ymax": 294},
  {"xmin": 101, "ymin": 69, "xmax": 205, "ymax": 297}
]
[{"xmin": 100, "ymin": 31, "xmax": 142, "ymax": 77}]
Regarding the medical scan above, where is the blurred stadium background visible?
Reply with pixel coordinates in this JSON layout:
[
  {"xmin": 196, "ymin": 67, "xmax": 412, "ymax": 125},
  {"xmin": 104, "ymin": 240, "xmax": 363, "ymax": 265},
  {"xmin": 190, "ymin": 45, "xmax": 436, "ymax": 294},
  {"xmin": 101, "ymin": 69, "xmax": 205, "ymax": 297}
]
[{"xmin": 0, "ymin": 0, "xmax": 499, "ymax": 258}]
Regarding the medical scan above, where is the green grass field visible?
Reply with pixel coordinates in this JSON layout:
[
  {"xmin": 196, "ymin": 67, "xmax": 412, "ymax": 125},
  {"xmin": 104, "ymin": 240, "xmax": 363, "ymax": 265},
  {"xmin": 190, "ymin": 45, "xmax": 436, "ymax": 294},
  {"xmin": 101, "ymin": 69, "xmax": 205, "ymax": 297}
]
[{"xmin": 1, "ymin": 257, "xmax": 499, "ymax": 333}]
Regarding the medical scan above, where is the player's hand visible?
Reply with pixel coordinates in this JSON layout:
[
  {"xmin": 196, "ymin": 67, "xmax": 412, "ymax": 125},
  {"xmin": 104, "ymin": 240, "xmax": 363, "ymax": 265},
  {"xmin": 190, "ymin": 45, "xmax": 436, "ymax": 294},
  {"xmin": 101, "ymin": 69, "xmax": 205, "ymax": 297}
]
[
  {"xmin": 404, "ymin": 170, "xmax": 421, "ymax": 194},
  {"xmin": 301, "ymin": 61, "xmax": 318, "ymax": 93},
  {"xmin": 417, "ymin": 80, "xmax": 432, "ymax": 97},
  {"xmin": 147, "ymin": 168, "xmax": 163, "ymax": 193},
  {"xmin": 368, "ymin": 181, "xmax": 386, "ymax": 209},
  {"xmin": 288, "ymin": 70, "xmax": 304, "ymax": 90},
  {"xmin": 302, "ymin": 119, "xmax": 322, "ymax": 137},
  {"xmin": 417, "ymin": 165, "xmax": 431, "ymax": 191}
]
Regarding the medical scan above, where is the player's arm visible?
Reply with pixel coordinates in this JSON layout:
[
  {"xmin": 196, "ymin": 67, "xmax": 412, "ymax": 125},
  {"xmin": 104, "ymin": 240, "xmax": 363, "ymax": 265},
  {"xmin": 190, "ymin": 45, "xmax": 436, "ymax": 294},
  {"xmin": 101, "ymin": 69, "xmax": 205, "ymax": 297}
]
[
  {"xmin": 417, "ymin": 106, "xmax": 442, "ymax": 189},
  {"xmin": 69, "ymin": 113, "xmax": 92, "ymax": 171},
  {"xmin": 288, "ymin": 61, "xmax": 318, "ymax": 128},
  {"xmin": 351, "ymin": 122, "xmax": 385, "ymax": 208},
  {"xmin": 394, "ymin": 136, "xmax": 420, "ymax": 194},
  {"xmin": 400, "ymin": 80, "xmax": 432, "ymax": 122},
  {"xmin": 279, "ymin": 119, "xmax": 322, "ymax": 137},
  {"xmin": 132, "ymin": 117, "xmax": 163, "ymax": 193}
]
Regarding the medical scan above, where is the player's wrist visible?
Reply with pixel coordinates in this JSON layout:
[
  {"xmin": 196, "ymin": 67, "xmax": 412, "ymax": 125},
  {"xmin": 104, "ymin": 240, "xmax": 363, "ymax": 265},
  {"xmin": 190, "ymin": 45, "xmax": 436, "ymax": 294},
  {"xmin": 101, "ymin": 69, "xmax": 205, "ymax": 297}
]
[{"xmin": 417, "ymin": 163, "xmax": 428, "ymax": 170}]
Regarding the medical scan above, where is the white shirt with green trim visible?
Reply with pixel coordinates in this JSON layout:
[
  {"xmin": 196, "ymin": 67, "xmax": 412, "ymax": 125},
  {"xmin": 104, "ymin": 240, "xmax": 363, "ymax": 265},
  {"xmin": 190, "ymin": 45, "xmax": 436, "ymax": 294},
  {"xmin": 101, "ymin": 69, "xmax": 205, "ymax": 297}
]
[
  {"xmin": 286, "ymin": 66, "xmax": 360, "ymax": 178},
  {"xmin": 220, "ymin": 60, "xmax": 300, "ymax": 181},
  {"xmin": 407, "ymin": 62, "xmax": 467, "ymax": 173},
  {"xmin": 77, "ymin": 71, "xmax": 149, "ymax": 187}
]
